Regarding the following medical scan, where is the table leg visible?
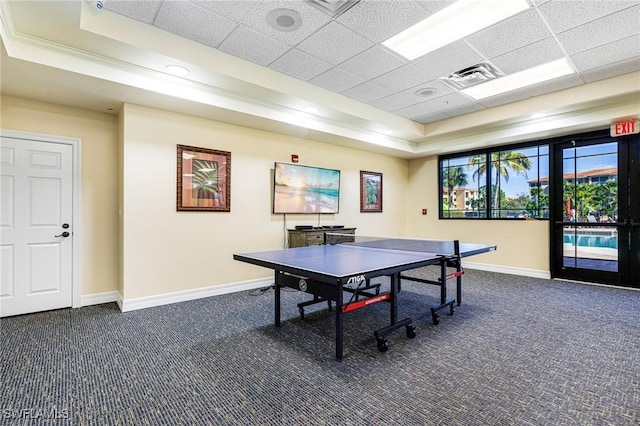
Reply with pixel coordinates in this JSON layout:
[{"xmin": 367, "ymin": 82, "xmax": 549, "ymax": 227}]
[
  {"xmin": 454, "ymin": 240, "xmax": 462, "ymax": 306},
  {"xmin": 335, "ymin": 280, "xmax": 343, "ymax": 361},
  {"xmin": 390, "ymin": 274, "xmax": 398, "ymax": 324},
  {"xmin": 275, "ymin": 271, "xmax": 281, "ymax": 328},
  {"xmin": 439, "ymin": 259, "xmax": 447, "ymax": 305}
]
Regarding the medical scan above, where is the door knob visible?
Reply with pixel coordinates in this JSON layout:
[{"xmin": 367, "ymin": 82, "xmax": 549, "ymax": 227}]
[{"xmin": 55, "ymin": 231, "xmax": 70, "ymax": 238}]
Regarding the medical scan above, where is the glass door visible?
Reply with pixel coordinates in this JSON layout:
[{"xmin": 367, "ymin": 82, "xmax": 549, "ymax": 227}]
[
  {"xmin": 629, "ymin": 139, "xmax": 639, "ymax": 286},
  {"xmin": 551, "ymin": 134, "xmax": 637, "ymax": 287}
]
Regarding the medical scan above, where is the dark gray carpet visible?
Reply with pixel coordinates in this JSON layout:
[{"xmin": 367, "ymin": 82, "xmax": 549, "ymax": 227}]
[{"xmin": 1, "ymin": 269, "xmax": 639, "ymax": 425}]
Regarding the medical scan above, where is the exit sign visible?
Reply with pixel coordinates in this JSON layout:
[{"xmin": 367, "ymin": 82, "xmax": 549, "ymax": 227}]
[{"xmin": 610, "ymin": 120, "xmax": 639, "ymax": 136}]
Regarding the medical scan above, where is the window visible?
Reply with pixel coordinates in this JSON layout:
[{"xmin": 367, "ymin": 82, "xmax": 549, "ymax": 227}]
[
  {"xmin": 440, "ymin": 154, "xmax": 486, "ymax": 218},
  {"xmin": 440, "ymin": 144, "xmax": 549, "ymax": 219}
]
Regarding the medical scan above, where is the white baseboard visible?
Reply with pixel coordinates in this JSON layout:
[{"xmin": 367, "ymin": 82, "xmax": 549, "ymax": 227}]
[
  {"xmin": 118, "ymin": 277, "xmax": 273, "ymax": 313},
  {"xmin": 463, "ymin": 262, "xmax": 551, "ymax": 280},
  {"xmin": 85, "ymin": 265, "xmax": 551, "ymax": 313},
  {"xmin": 81, "ymin": 291, "xmax": 119, "ymax": 306}
]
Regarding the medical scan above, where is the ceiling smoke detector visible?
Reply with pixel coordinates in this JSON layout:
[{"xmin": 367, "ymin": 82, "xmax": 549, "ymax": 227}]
[
  {"xmin": 305, "ymin": 0, "xmax": 361, "ymax": 17},
  {"xmin": 267, "ymin": 9, "xmax": 303, "ymax": 32},
  {"xmin": 440, "ymin": 61, "xmax": 504, "ymax": 90}
]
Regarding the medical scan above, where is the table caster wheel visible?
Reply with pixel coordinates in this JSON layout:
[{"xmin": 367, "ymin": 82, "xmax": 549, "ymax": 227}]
[
  {"xmin": 376, "ymin": 339, "xmax": 389, "ymax": 352},
  {"xmin": 449, "ymin": 304, "xmax": 455, "ymax": 316},
  {"xmin": 431, "ymin": 312, "xmax": 440, "ymax": 325},
  {"xmin": 406, "ymin": 325, "xmax": 416, "ymax": 339}
]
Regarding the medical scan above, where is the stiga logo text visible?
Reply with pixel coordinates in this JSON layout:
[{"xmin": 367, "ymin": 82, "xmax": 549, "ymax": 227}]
[{"xmin": 346, "ymin": 275, "xmax": 366, "ymax": 284}]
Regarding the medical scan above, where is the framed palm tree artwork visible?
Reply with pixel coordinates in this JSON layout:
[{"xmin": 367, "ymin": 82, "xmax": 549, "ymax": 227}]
[
  {"xmin": 360, "ymin": 171, "xmax": 382, "ymax": 213},
  {"xmin": 177, "ymin": 144, "xmax": 231, "ymax": 212}
]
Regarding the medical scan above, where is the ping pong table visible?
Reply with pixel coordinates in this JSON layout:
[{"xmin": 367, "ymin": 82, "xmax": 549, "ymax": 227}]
[{"xmin": 233, "ymin": 235, "xmax": 496, "ymax": 360}]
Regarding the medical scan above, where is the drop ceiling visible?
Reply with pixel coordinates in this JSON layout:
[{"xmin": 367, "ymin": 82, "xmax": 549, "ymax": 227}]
[{"xmin": 1, "ymin": 0, "xmax": 639, "ymax": 158}]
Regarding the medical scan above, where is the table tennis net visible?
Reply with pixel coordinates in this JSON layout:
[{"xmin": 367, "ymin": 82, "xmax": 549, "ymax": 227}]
[{"xmin": 324, "ymin": 233, "xmax": 457, "ymax": 255}]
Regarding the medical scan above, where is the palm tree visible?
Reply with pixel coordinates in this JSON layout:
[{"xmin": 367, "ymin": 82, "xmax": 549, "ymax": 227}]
[
  {"xmin": 469, "ymin": 152, "xmax": 530, "ymax": 213},
  {"xmin": 191, "ymin": 159, "xmax": 220, "ymax": 201},
  {"xmin": 365, "ymin": 179, "xmax": 379, "ymax": 207},
  {"xmin": 442, "ymin": 166, "xmax": 468, "ymax": 210}
]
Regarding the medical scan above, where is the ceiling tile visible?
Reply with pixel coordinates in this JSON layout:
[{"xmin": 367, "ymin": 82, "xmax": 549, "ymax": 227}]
[
  {"xmin": 296, "ymin": 22, "xmax": 373, "ymax": 65},
  {"xmin": 556, "ymin": 5, "xmax": 640, "ymax": 55},
  {"xmin": 524, "ymin": 74, "xmax": 584, "ymax": 98},
  {"xmin": 411, "ymin": 111, "xmax": 450, "ymax": 125},
  {"xmin": 571, "ymin": 34, "xmax": 640, "ymax": 73},
  {"xmin": 490, "ymin": 37, "xmax": 565, "ymax": 75},
  {"xmin": 371, "ymin": 92, "xmax": 419, "ymax": 113},
  {"xmin": 425, "ymin": 92, "xmax": 477, "ymax": 113},
  {"xmin": 393, "ymin": 100, "xmax": 446, "ymax": 121},
  {"xmin": 537, "ymin": 0, "xmax": 638, "ymax": 34},
  {"xmin": 392, "ymin": 92, "xmax": 473, "ymax": 120},
  {"xmin": 467, "ymin": 9, "xmax": 551, "ymax": 59},
  {"xmin": 218, "ymin": 26, "xmax": 291, "ymax": 67},
  {"xmin": 104, "ymin": 1, "xmax": 163, "ymax": 24},
  {"xmin": 581, "ymin": 57, "xmax": 640, "ymax": 84},
  {"xmin": 207, "ymin": 0, "xmax": 332, "ymax": 46},
  {"xmin": 342, "ymin": 81, "xmax": 393, "ymax": 104},
  {"xmin": 154, "ymin": 2, "xmax": 236, "ymax": 48},
  {"xmin": 371, "ymin": 65, "xmax": 429, "ymax": 93},
  {"xmin": 441, "ymin": 103, "xmax": 486, "ymax": 118},
  {"xmin": 23, "ymin": 0, "xmax": 640, "ymax": 135},
  {"xmin": 309, "ymin": 67, "xmax": 366, "ymax": 93},
  {"xmin": 269, "ymin": 49, "xmax": 332, "ymax": 81},
  {"xmin": 335, "ymin": 0, "xmax": 436, "ymax": 43},
  {"xmin": 412, "ymin": 40, "xmax": 485, "ymax": 81},
  {"xmin": 372, "ymin": 79, "xmax": 454, "ymax": 112},
  {"xmin": 338, "ymin": 46, "xmax": 407, "ymax": 80}
]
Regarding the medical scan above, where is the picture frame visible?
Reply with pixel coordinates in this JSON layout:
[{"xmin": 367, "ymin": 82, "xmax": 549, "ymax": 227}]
[
  {"xmin": 177, "ymin": 144, "xmax": 231, "ymax": 212},
  {"xmin": 360, "ymin": 170, "xmax": 382, "ymax": 213}
]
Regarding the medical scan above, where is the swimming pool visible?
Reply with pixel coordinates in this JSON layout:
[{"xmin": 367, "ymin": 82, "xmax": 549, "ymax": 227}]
[{"xmin": 563, "ymin": 233, "xmax": 618, "ymax": 249}]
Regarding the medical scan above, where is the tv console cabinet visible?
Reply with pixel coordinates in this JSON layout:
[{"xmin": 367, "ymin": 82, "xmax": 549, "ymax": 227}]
[{"xmin": 288, "ymin": 228, "xmax": 356, "ymax": 248}]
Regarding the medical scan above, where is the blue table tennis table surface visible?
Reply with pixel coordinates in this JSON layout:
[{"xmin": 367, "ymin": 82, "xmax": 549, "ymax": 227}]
[{"xmin": 235, "ymin": 238, "xmax": 495, "ymax": 279}]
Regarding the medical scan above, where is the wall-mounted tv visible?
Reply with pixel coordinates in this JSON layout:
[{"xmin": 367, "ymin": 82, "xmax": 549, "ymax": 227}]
[{"xmin": 273, "ymin": 162, "xmax": 340, "ymax": 214}]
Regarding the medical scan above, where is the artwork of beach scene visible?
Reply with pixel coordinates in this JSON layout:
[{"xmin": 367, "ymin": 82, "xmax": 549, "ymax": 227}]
[{"xmin": 274, "ymin": 163, "xmax": 340, "ymax": 214}]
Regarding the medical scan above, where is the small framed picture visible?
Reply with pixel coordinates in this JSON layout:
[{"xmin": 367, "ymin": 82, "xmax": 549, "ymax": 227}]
[
  {"xmin": 360, "ymin": 170, "xmax": 382, "ymax": 213},
  {"xmin": 177, "ymin": 144, "xmax": 231, "ymax": 212}
]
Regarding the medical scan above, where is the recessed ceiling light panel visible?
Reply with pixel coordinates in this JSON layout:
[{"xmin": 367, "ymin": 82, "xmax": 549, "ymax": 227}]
[
  {"xmin": 267, "ymin": 9, "xmax": 302, "ymax": 32},
  {"xmin": 383, "ymin": 0, "xmax": 530, "ymax": 60},
  {"xmin": 461, "ymin": 58, "xmax": 575, "ymax": 100}
]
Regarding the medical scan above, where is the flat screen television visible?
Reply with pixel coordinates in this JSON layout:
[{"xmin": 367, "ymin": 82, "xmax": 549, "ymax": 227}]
[{"xmin": 273, "ymin": 162, "xmax": 340, "ymax": 214}]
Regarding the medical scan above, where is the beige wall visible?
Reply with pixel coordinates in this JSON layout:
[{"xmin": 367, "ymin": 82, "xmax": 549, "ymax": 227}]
[
  {"xmin": 1, "ymin": 95, "xmax": 119, "ymax": 295},
  {"xmin": 120, "ymin": 103, "xmax": 409, "ymax": 299},
  {"xmin": 2, "ymin": 95, "xmax": 555, "ymax": 304},
  {"xmin": 407, "ymin": 156, "xmax": 550, "ymax": 272}
]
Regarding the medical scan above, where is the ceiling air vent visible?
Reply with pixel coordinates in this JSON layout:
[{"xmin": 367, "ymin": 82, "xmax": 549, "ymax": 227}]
[
  {"xmin": 440, "ymin": 61, "xmax": 504, "ymax": 90},
  {"xmin": 305, "ymin": 0, "xmax": 361, "ymax": 17}
]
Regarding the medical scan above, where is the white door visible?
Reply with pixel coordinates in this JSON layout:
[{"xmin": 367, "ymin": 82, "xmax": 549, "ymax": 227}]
[{"xmin": 1, "ymin": 136, "xmax": 74, "ymax": 317}]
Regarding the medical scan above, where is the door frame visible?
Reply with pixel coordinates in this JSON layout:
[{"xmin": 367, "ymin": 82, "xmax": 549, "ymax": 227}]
[
  {"xmin": 549, "ymin": 130, "xmax": 636, "ymax": 287},
  {"xmin": 1, "ymin": 128, "xmax": 82, "ymax": 308}
]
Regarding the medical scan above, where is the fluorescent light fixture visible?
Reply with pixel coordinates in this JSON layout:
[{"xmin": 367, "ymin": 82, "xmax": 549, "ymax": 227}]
[
  {"xmin": 531, "ymin": 113, "xmax": 548, "ymax": 119},
  {"xmin": 461, "ymin": 58, "xmax": 575, "ymax": 100},
  {"xmin": 303, "ymin": 106, "xmax": 319, "ymax": 113},
  {"xmin": 383, "ymin": 0, "xmax": 530, "ymax": 60},
  {"xmin": 165, "ymin": 65, "xmax": 190, "ymax": 76}
]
